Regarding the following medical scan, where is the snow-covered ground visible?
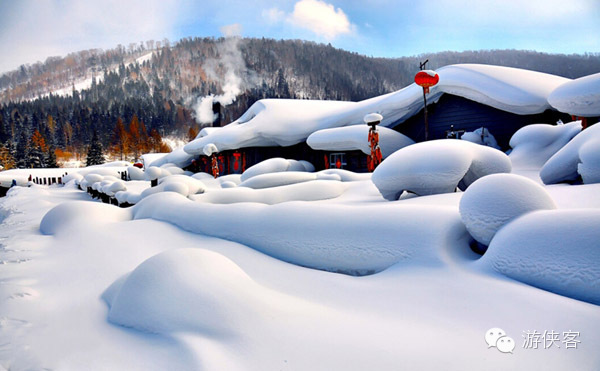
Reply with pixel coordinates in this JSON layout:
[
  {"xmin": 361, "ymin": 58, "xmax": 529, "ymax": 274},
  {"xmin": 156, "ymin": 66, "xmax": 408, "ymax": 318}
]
[{"xmin": 1, "ymin": 125, "xmax": 600, "ymax": 370}]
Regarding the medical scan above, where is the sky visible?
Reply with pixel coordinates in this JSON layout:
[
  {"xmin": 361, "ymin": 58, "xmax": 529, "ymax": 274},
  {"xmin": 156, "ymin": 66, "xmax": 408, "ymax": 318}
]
[{"xmin": 0, "ymin": 0, "xmax": 598, "ymax": 74}]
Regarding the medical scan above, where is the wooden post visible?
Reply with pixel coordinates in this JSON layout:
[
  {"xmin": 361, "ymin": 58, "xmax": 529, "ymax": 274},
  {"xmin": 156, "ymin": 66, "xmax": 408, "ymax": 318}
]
[
  {"xmin": 423, "ymin": 88, "xmax": 429, "ymax": 141},
  {"xmin": 420, "ymin": 59, "xmax": 429, "ymax": 141}
]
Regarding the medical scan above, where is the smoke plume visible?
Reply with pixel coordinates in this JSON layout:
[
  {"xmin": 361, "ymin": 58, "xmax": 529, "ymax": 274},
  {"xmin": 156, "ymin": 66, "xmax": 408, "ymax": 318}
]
[{"xmin": 193, "ymin": 23, "xmax": 251, "ymax": 126}]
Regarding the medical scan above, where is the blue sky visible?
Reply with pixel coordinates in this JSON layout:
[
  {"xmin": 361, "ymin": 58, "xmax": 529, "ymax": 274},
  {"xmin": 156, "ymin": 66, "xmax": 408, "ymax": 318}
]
[{"xmin": 0, "ymin": 0, "xmax": 598, "ymax": 74}]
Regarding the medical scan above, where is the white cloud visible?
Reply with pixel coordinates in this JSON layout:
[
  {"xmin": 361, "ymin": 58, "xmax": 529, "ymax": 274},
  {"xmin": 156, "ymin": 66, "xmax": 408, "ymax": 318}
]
[
  {"xmin": 262, "ymin": 7, "xmax": 286, "ymax": 24},
  {"xmin": 220, "ymin": 23, "xmax": 243, "ymax": 37},
  {"xmin": 287, "ymin": 0, "xmax": 353, "ymax": 39},
  {"xmin": 0, "ymin": 0, "xmax": 185, "ymax": 74}
]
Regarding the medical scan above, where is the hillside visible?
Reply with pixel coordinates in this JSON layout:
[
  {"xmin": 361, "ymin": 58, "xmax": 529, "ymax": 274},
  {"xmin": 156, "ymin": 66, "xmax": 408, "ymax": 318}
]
[{"xmin": 0, "ymin": 37, "xmax": 599, "ymax": 168}]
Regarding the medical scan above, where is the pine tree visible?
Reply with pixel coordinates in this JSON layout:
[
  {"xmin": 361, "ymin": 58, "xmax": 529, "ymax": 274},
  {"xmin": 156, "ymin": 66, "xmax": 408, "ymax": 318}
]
[
  {"xmin": 86, "ymin": 130, "xmax": 105, "ymax": 166},
  {"xmin": 16, "ymin": 131, "xmax": 29, "ymax": 168},
  {"xmin": 27, "ymin": 146, "xmax": 45, "ymax": 168},
  {"xmin": 46, "ymin": 146, "xmax": 58, "ymax": 168}
]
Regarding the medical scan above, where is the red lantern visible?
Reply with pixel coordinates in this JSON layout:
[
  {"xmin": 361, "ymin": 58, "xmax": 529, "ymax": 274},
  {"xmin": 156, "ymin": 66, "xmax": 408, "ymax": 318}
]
[{"xmin": 415, "ymin": 70, "xmax": 439, "ymax": 94}]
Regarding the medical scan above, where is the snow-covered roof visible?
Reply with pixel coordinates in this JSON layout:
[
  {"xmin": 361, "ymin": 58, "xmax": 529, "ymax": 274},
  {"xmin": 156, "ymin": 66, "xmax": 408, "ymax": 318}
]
[
  {"xmin": 184, "ymin": 64, "xmax": 573, "ymax": 155},
  {"xmin": 548, "ymin": 72, "xmax": 600, "ymax": 116},
  {"xmin": 184, "ymin": 99, "xmax": 356, "ymax": 155}
]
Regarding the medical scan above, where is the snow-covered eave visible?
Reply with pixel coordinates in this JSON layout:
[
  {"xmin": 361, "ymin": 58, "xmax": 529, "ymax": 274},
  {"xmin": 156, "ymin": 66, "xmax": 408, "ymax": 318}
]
[{"xmin": 548, "ymin": 72, "xmax": 600, "ymax": 116}]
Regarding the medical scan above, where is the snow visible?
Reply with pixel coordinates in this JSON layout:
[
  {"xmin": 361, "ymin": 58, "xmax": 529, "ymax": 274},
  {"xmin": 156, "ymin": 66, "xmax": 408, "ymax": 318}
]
[
  {"xmin": 460, "ymin": 127, "xmax": 500, "ymax": 149},
  {"xmin": 140, "ymin": 153, "xmax": 168, "ymax": 168},
  {"xmin": 192, "ymin": 179, "xmax": 346, "ymax": 205},
  {"xmin": 127, "ymin": 165, "xmax": 145, "ymax": 180},
  {"xmin": 363, "ymin": 112, "xmax": 383, "ymax": 123},
  {"xmin": 578, "ymin": 138, "xmax": 600, "ymax": 183},
  {"xmin": 238, "ymin": 171, "xmax": 317, "ymax": 189},
  {"xmin": 184, "ymin": 99, "xmax": 357, "ymax": 153},
  {"xmin": 40, "ymin": 200, "xmax": 131, "ymax": 235},
  {"xmin": 540, "ymin": 122, "xmax": 600, "ymax": 184},
  {"xmin": 307, "ymin": 125, "xmax": 414, "ymax": 157},
  {"xmin": 132, "ymin": 191, "xmax": 468, "ymax": 274},
  {"xmin": 509, "ymin": 121, "xmax": 582, "ymax": 170},
  {"xmin": 203, "ymin": 143, "xmax": 218, "ymax": 156},
  {"xmin": 459, "ymin": 174, "xmax": 557, "ymax": 246},
  {"xmin": 105, "ymin": 248, "xmax": 259, "ymax": 335},
  {"xmin": 1, "ymin": 163, "xmax": 600, "ymax": 369},
  {"xmin": 148, "ymin": 146, "xmax": 193, "ymax": 169},
  {"xmin": 371, "ymin": 139, "xmax": 511, "ymax": 199},
  {"xmin": 139, "ymin": 174, "xmax": 206, "ymax": 199},
  {"xmin": 548, "ymin": 72, "xmax": 600, "ymax": 116},
  {"xmin": 433, "ymin": 64, "xmax": 569, "ymax": 115},
  {"xmin": 478, "ymin": 209, "xmax": 600, "ymax": 305},
  {"xmin": 240, "ymin": 157, "xmax": 312, "ymax": 182}
]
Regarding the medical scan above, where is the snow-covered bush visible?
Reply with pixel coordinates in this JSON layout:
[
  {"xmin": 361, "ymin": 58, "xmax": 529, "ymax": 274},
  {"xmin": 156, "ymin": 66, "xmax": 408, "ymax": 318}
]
[
  {"xmin": 540, "ymin": 122, "xmax": 600, "ymax": 184},
  {"xmin": 459, "ymin": 174, "xmax": 556, "ymax": 246},
  {"xmin": 240, "ymin": 158, "xmax": 314, "ymax": 182},
  {"xmin": 509, "ymin": 121, "xmax": 581, "ymax": 169},
  {"xmin": 372, "ymin": 139, "xmax": 511, "ymax": 200},
  {"xmin": 478, "ymin": 209, "xmax": 600, "ymax": 305}
]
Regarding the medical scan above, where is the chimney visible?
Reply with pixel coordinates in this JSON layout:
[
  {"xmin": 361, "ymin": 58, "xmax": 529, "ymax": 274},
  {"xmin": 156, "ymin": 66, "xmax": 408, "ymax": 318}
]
[{"xmin": 212, "ymin": 101, "xmax": 222, "ymax": 127}]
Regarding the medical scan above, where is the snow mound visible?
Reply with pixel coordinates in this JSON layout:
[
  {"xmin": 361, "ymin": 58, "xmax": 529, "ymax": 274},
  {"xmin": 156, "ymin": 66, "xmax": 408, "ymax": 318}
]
[
  {"xmin": 298, "ymin": 160, "xmax": 315, "ymax": 172},
  {"xmin": 460, "ymin": 127, "xmax": 500, "ymax": 149},
  {"xmin": 203, "ymin": 143, "xmax": 218, "ymax": 156},
  {"xmin": 459, "ymin": 174, "xmax": 556, "ymax": 246},
  {"xmin": 105, "ymin": 248, "xmax": 259, "ymax": 334},
  {"xmin": 191, "ymin": 180, "xmax": 345, "ymax": 205},
  {"xmin": 127, "ymin": 165, "xmax": 145, "ymax": 180},
  {"xmin": 84, "ymin": 173, "xmax": 103, "ymax": 184},
  {"xmin": 509, "ymin": 121, "xmax": 582, "ymax": 169},
  {"xmin": 238, "ymin": 171, "xmax": 318, "ymax": 189},
  {"xmin": 548, "ymin": 72, "xmax": 600, "ymax": 116},
  {"xmin": 479, "ymin": 209, "xmax": 600, "ymax": 305},
  {"xmin": 372, "ymin": 139, "xmax": 511, "ymax": 199},
  {"xmin": 40, "ymin": 201, "xmax": 131, "ymax": 235},
  {"xmin": 317, "ymin": 169, "xmax": 372, "ymax": 182},
  {"xmin": 133, "ymin": 192, "xmax": 469, "ymax": 274},
  {"xmin": 240, "ymin": 158, "xmax": 312, "ymax": 182},
  {"xmin": 578, "ymin": 139, "xmax": 600, "ymax": 183},
  {"xmin": 62, "ymin": 173, "xmax": 83, "ymax": 184},
  {"xmin": 145, "ymin": 167, "xmax": 162, "ymax": 180},
  {"xmin": 140, "ymin": 175, "xmax": 206, "ymax": 199},
  {"xmin": 148, "ymin": 146, "xmax": 193, "ymax": 169},
  {"xmin": 540, "ymin": 123, "xmax": 600, "ymax": 184},
  {"xmin": 307, "ymin": 126, "xmax": 414, "ymax": 158}
]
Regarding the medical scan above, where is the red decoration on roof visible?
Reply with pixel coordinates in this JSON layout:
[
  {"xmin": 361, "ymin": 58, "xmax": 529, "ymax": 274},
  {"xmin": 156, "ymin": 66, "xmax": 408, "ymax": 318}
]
[{"xmin": 415, "ymin": 70, "xmax": 439, "ymax": 94}]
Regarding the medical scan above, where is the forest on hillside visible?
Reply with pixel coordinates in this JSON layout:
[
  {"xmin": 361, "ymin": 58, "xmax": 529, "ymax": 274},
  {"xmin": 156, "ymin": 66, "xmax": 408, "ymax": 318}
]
[{"xmin": 1, "ymin": 37, "xmax": 599, "ymax": 169}]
